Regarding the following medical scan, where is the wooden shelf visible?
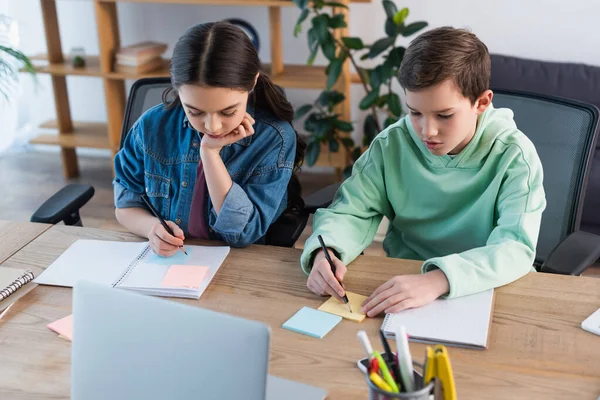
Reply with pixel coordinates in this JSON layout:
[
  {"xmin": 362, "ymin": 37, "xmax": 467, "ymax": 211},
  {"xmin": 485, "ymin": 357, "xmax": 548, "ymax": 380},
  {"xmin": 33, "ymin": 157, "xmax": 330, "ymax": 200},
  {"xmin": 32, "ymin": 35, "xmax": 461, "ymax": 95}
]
[
  {"xmin": 30, "ymin": 121, "xmax": 111, "ymax": 150},
  {"xmin": 29, "ymin": 54, "xmax": 332, "ymax": 89},
  {"xmin": 98, "ymin": 0, "xmax": 370, "ymax": 5}
]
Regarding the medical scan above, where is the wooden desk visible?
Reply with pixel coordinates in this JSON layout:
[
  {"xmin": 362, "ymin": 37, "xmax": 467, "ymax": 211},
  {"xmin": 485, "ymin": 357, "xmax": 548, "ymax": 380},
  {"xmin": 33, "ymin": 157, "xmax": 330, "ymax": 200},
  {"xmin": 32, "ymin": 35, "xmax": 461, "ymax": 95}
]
[
  {"xmin": 0, "ymin": 224, "xmax": 599, "ymax": 399},
  {"xmin": 0, "ymin": 220, "xmax": 50, "ymax": 265}
]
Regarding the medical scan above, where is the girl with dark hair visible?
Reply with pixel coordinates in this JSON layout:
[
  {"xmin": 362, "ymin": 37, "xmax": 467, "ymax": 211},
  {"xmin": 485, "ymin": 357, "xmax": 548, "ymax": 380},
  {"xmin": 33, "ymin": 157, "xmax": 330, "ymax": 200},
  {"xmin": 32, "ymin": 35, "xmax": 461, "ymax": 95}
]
[{"xmin": 113, "ymin": 21, "xmax": 306, "ymax": 255}]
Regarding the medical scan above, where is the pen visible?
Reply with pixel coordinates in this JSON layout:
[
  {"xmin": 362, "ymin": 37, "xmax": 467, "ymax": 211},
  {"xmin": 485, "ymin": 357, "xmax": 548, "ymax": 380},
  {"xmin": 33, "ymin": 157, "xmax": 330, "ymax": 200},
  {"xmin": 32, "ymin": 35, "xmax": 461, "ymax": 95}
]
[
  {"xmin": 141, "ymin": 194, "xmax": 188, "ymax": 255},
  {"xmin": 373, "ymin": 351, "xmax": 400, "ymax": 393},
  {"xmin": 357, "ymin": 330, "xmax": 375, "ymax": 361},
  {"xmin": 395, "ymin": 325, "xmax": 415, "ymax": 392},
  {"xmin": 369, "ymin": 372, "xmax": 392, "ymax": 392},
  {"xmin": 379, "ymin": 329, "xmax": 402, "ymax": 385},
  {"xmin": 317, "ymin": 235, "xmax": 351, "ymax": 313}
]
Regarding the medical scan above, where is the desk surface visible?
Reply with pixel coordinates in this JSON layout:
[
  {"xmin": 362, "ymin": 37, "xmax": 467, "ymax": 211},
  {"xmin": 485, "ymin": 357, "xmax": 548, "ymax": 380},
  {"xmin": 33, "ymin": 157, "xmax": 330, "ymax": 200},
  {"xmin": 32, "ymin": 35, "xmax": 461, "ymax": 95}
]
[
  {"xmin": 0, "ymin": 220, "xmax": 50, "ymax": 264},
  {"xmin": 0, "ymin": 224, "xmax": 599, "ymax": 400}
]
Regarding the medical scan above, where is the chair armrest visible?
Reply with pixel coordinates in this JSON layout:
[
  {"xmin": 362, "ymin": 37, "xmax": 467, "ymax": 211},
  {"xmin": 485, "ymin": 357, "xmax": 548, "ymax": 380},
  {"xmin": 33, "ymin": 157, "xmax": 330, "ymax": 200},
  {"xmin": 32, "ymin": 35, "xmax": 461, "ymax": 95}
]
[
  {"xmin": 302, "ymin": 183, "xmax": 341, "ymax": 215},
  {"xmin": 30, "ymin": 184, "xmax": 95, "ymax": 226},
  {"xmin": 540, "ymin": 230, "xmax": 600, "ymax": 275}
]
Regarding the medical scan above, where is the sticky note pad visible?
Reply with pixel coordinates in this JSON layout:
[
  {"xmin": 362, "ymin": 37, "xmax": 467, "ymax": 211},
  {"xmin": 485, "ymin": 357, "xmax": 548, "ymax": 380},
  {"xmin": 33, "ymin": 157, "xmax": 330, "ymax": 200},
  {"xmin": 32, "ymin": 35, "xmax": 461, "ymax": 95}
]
[
  {"xmin": 318, "ymin": 291, "xmax": 368, "ymax": 322},
  {"xmin": 282, "ymin": 307, "xmax": 342, "ymax": 339},
  {"xmin": 47, "ymin": 314, "xmax": 73, "ymax": 342},
  {"xmin": 161, "ymin": 265, "xmax": 208, "ymax": 289}
]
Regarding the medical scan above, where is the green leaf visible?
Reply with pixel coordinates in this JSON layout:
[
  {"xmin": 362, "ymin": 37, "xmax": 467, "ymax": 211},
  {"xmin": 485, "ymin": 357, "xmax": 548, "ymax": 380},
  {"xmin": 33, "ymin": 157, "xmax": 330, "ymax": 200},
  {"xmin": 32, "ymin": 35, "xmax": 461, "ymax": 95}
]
[
  {"xmin": 323, "ymin": 1, "xmax": 349, "ymax": 9},
  {"xmin": 312, "ymin": 15, "xmax": 329, "ymax": 42},
  {"xmin": 393, "ymin": 8, "xmax": 409, "ymax": 25},
  {"xmin": 369, "ymin": 68, "xmax": 382, "ymax": 90},
  {"xmin": 317, "ymin": 90, "xmax": 346, "ymax": 108},
  {"xmin": 304, "ymin": 113, "xmax": 318, "ymax": 131},
  {"xmin": 342, "ymin": 165, "xmax": 353, "ymax": 179},
  {"xmin": 359, "ymin": 89, "xmax": 380, "ymax": 110},
  {"xmin": 294, "ymin": 8, "xmax": 309, "ymax": 37},
  {"xmin": 295, "ymin": 104, "xmax": 313, "ymax": 119},
  {"xmin": 292, "ymin": 0, "xmax": 309, "ymax": 9},
  {"xmin": 313, "ymin": 0, "xmax": 325, "ymax": 7},
  {"xmin": 321, "ymin": 34, "xmax": 337, "ymax": 61},
  {"xmin": 333, "ymin": 119, "xmax": 354, "ymax": 132},
  {"xmin": 387, "ymin": 93, "xmax": 402, "ymax": 117},
  {"xmin": 382, "ymin": 0, "xmax": 397, "ymax": 18},
  {"xmin": 329, "ymin": 139, "xmax": 340, "ymax": 153},
  {"xmin": 328, "ymin": 14, "xmax": 347, "ymax": 29},
  {"xmin": 326, "ymin": 57, "xmax": 343, "ymax": 90},
  {"xmin": 363, "ymin": 114, "xmax": 379, "ymax": 145},
  {"xmin": 387, "ymin": 46, "xmax": 405, "ymax": 68},
  {"xmin": 341, "ymin": 36, "xmax": 364, "ymax": 50},
  {"xmin": 307, "ymin": 28, "xmax": 319, "ymax": 65},
  {"xmin": 306, "ymin": 139, "xmax": 321, "ymax": 166},
  {"xmin": 385, "ymin": 18, "xmax": 398, "ymax": 37},
  {"xmin": 384, "ymin": 117, "xmax": 397, "ymax": 128},
  {"xmin": 368, "ymin": 37, "xmax": 395, "ymax": 59},
  {"xmin": 360, "ymin": 53, "xmax": 370, "ymax": 61},
  {"xmin": 402, "ymin": 21, "xmax": 428, "ymax": 37},
  {"xmin": 341, "ymin": 137, "xmax": 355, "ymax": 148},
  {"xmin": 375, "ymin": 94, "xmax": 389, "ymax": 108}
]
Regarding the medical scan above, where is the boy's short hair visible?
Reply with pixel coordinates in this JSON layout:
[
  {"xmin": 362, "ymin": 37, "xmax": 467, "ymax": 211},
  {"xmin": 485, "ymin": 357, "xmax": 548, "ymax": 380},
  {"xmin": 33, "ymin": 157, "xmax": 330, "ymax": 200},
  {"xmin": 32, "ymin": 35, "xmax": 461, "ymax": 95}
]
[{"xmin": 398, "ymin": 27, "xmax": 491, "ymax": 104}]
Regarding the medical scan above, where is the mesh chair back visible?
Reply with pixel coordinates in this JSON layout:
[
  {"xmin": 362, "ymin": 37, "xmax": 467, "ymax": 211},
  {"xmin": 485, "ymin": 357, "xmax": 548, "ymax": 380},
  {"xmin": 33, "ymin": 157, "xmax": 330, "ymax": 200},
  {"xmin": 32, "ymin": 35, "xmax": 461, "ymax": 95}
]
[{"xmin": 492, "ymin": 90, "xmax": 600, "ymax": 263}]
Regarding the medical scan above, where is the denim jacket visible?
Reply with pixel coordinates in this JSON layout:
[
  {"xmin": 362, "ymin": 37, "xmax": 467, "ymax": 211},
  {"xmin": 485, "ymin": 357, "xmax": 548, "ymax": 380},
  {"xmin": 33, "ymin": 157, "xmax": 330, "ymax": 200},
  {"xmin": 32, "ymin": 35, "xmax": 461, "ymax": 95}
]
[{"xmin": 113, "ymin": 102, "xmax": 297, "ymax": 247}]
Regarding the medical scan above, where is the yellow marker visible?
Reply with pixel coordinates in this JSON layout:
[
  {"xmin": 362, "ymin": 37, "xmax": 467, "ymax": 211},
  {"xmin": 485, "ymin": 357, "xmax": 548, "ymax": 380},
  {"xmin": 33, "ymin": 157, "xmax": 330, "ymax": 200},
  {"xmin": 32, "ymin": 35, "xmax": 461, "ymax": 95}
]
[
  {"xmin": 423, "ymin": 346, "xmax": 435, "ymax": 385},
  {"xmin": 434, "ymin": 345, "xmax": 456, "ymax": 400},
  {"xmin": 369, "ymin": 372, "xmax": 393, "ymax": 392},
  {"xmin": 373, "ymin": 351, "xmax": 399, "ymax": 393}
]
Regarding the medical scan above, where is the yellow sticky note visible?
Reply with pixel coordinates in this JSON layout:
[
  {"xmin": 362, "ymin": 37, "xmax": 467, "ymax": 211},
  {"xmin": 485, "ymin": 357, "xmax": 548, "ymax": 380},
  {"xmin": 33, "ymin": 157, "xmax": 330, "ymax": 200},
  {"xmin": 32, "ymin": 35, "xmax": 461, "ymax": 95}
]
[
  {"xmin": 318, "ymin": 292, "xmax": 368, "ymax": 322},
  {"xmin": 47, "ymin": 314, "xmax": 73, "ymax": 342},
  {"xmin": 161, "ymin": 265, "xmax": 208, "ymax": 289}
]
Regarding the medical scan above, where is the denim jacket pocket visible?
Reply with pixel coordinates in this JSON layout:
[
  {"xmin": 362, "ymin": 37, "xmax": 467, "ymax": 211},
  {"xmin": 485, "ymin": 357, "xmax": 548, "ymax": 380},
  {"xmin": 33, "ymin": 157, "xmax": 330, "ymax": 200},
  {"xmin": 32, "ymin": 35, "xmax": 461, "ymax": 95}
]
[{"xmin": 144, "ymin": 172, "xmax": 171, "ymax": 218}]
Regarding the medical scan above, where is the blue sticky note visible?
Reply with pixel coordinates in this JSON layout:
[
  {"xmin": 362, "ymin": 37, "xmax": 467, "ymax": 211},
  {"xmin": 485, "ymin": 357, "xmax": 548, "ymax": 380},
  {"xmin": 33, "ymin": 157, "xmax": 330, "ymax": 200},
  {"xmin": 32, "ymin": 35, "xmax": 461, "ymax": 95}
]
[
  {"xmin": 282, "ymin": 307, "xmax": 342, "ymax": 339},
  {"xmin": 146, "ymin": 251, "xmax": 189, "ymax": 266}
]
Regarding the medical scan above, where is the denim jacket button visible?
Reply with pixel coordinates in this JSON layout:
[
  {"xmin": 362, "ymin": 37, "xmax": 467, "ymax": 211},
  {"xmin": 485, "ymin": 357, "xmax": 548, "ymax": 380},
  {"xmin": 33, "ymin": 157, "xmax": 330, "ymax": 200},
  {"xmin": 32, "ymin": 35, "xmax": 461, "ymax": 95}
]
[
  {"xmin": 181, "ymin": 181, "xmax": 188, "ymax": 188},
  {"xmin": 175, "ymin": 218, "xmax": 181, "ymax": 224},
  {"xmin": 192, "ymin": 141, "xmax": 199, "ymax": 148}
]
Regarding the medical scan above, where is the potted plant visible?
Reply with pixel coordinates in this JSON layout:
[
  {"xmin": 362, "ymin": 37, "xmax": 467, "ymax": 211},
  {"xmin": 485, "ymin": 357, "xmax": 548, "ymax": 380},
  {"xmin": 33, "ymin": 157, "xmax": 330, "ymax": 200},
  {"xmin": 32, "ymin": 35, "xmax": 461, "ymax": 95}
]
[
  {"xmin": 292, "ymin": 0, "xmax": 427, "ymax": 177},
  {"xmin": 0, "ymin": 15, "xmax": 35, "ymax": 103}
]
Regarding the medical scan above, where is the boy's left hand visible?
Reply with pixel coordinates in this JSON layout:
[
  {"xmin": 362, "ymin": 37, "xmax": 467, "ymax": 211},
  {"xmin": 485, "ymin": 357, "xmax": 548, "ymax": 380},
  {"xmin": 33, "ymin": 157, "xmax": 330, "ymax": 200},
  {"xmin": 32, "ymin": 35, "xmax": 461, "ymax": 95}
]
[{"xmin": 361, "ymin": 269, "xmax": 450, "ymax": 317}]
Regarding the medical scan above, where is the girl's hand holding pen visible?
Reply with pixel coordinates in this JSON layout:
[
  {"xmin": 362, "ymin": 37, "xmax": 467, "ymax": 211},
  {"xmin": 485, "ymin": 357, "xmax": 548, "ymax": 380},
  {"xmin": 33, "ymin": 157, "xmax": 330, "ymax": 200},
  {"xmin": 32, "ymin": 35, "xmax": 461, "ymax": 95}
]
[{"xmin": 148, "ymin": 221, "xmax": 186, "ymax": 257}]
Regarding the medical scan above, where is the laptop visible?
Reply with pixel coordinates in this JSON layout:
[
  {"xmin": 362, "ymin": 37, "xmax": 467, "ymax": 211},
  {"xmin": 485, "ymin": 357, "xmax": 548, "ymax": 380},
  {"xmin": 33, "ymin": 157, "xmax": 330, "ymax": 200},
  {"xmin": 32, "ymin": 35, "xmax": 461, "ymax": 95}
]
[{"xmin": 71, "ymin": 280, "xmax": 326, "ymax": 400}]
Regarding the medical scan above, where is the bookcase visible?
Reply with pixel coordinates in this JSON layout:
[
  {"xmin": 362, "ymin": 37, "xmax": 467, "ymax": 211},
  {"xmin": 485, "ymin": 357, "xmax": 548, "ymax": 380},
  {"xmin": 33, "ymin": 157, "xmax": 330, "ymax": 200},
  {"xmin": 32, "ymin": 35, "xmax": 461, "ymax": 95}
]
[{"xmin": 30, "ymin": 0, "xmax": 370, "ymax": 179}]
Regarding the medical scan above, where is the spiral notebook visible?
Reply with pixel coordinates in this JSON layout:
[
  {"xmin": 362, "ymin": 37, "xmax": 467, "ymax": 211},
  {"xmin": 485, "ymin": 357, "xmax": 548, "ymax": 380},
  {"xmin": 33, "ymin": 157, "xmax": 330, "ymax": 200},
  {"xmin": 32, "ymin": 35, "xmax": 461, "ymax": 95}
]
[
  {"xmin": 34, "ymin": 240, "xmax": 230, "ymax": 299},
  {"xmin": 0, "ymin": 267, "xmax": 36, "ymax": 312},
  {"xmin": 381, "ymin": 289, "xmax": 495, "ymax": 349}
]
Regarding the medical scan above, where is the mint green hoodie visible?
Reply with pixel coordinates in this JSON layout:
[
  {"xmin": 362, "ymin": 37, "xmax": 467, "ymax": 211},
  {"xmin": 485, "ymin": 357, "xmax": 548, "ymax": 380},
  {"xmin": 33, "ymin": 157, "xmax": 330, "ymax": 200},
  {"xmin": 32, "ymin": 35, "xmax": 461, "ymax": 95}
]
[{"xmin": 300, "ymin": 105, "xmax": 546, "ymax": 298}]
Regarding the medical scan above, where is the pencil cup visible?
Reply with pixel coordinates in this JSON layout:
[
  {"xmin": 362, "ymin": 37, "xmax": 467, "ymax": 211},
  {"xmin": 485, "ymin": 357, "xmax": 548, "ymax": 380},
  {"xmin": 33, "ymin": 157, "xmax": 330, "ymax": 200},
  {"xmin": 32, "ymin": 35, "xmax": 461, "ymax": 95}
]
[
  {"xmin": 366, "ymin": 370, "xmax": 434, "ymax": 400},
  {"xmin": 366, "ymin": 371, "xmax": 434, "ymax": 400}
]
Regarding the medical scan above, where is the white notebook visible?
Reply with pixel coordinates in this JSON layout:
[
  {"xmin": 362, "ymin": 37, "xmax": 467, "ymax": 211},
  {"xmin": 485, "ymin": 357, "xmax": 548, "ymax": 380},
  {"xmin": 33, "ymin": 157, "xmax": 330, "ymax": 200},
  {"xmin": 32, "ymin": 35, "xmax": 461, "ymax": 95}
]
[
  {"xmin": 381, "ymin": 289, "xmax": 495, "ymax": 349},
  {"xmin": 34, "ymin": 240, "xmax": 230, "ymax": 299}
]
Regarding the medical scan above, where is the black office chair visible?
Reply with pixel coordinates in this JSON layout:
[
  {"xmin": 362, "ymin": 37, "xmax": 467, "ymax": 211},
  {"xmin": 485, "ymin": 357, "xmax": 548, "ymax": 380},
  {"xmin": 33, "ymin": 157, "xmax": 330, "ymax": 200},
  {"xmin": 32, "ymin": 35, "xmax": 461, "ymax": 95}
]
[
  {"xmin": 492, "ymin": 89, "xmax": 600, "ymax": 275},
  {"xmin": 31, "ymin": 77, "xmax": 333, "ymax": 247}
]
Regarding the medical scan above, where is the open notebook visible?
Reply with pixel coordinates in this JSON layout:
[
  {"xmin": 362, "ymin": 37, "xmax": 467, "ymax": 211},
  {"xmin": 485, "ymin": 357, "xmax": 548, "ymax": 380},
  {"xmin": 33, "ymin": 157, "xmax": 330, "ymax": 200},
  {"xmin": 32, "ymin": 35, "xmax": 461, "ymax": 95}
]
[
  {"xmin": 34, "ymin": 240, "xmax": 230, "ymax": 299},
  {"xmin": 381, "ymin": 289, "xmax": 495, "ymax": 349}
]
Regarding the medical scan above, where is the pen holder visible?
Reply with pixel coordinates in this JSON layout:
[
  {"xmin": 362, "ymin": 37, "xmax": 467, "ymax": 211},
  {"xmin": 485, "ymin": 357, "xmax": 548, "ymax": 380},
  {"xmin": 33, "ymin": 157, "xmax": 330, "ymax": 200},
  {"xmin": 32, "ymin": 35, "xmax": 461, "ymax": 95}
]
[{"xmin": 365, "ymin": 362, "xmax": 435, "ymax": 400}]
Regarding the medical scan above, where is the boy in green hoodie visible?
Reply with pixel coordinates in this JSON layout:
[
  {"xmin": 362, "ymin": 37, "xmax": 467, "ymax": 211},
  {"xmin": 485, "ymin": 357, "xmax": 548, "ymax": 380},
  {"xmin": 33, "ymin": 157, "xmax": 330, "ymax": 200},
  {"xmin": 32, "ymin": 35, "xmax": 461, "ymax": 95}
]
[{"xmin": 301, "ymin": 27, "xmax": 546, "ymax": 317}]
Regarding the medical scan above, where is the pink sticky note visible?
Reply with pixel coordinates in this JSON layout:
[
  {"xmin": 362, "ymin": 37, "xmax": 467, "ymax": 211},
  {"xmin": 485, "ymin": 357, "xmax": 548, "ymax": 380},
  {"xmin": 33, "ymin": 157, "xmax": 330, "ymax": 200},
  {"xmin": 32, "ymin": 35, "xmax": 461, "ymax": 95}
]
[
  {"xmin": 161, "ymin": 265, "xmax": 208, "ymax": 289},
  {"xmin": 47, "ymin": 314, "xmax": 73, "ymax": 342}
]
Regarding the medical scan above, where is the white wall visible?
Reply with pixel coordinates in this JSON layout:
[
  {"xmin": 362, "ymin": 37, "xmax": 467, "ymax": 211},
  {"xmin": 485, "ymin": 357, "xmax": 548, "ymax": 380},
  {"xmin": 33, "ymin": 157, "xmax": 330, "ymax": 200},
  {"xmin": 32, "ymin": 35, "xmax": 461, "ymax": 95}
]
[{"xmin": 4, "ymin": 0, "xmax": 600, "ymax": 151}]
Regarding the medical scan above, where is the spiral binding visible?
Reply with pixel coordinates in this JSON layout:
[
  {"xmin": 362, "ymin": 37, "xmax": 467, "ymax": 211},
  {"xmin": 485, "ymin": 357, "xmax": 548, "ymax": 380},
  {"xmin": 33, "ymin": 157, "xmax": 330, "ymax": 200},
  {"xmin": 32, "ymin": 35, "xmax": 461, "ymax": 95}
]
[
  {"xmin": 111, "ymin": 245, "xmax": 151, "ymax": 287},
  {"xmin": 382, "ymin": 313, "xmax": 392, "ymax": 334},
  {"xmin": 0, "ymin": 270, "xmax": 35, "ymax": 301}
]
